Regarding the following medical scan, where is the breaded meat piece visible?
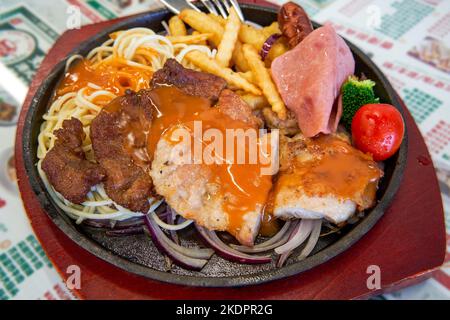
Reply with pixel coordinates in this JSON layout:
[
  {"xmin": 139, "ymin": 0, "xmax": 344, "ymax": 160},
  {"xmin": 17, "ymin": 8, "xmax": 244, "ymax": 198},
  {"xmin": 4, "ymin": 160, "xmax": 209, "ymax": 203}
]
[
  {"xmin": 90, "ymin": 89, "xmax": 154, "ymax": 213},
  {"xmin": 216, "ymin": 89, "xmax": 263, "ymax": 129},
  {"xmin": 151, "ymin": 59, "xmax": 227, "ymax": 102},
  {"xmin": 262, "ymin": 107, "xmax": 299, "ymax": 136},
  {"xmin": 273, "ymin": 132, "xmax": 383, "ymax": 224},
  {"xmin": 42, "ymin": 118, "xmax": 105, "ymax": 204},
  {"xmin": 150, "ymin": 91, "xmax": 270, "ymax": 246}
]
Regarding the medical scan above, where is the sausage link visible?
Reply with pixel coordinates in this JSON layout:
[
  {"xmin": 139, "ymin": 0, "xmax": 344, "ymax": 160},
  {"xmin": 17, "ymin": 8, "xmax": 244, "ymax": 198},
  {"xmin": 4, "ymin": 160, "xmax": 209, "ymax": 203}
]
[{"xmin": 278, "ymin": 2, "xmax": 313, "ymax": 48}]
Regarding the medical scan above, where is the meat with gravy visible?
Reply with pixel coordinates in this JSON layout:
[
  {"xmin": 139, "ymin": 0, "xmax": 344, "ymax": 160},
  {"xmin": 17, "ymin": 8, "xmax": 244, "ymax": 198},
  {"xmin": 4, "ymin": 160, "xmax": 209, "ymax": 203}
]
[
  {"xmin": 272, "ymin": 132, "xmax": 383, "ymax": 224},
  {"xmin": 90, "ymin": 89, "xmax": 154, "ymax": 213},
  {"xmin": 41, "ymin": 118, "xmax": 106, "ymax": 204},
  {"xmin": 150, "ymin": 89, "xmax": 270, "ymax": 246},
  {"xmin": 151, "ymin": 59, "xmax": 227, "ymax": 103}
]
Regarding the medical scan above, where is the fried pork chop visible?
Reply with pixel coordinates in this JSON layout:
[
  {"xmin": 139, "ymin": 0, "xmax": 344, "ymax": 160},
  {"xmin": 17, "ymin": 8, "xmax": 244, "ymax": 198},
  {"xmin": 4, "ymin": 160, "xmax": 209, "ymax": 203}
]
[
  {"xmin": 90, "ymin": 89, "xmax": 154, "ymax": 213},
  {"xmin": 273, "ymin": 132, "xmax": 383, "ymax": 224},
  {"xmin": 150, "ymin": 90, "xmax": 270, "ymax": 246},
  {"xmin": 216, "ymin": 89, "xmax": 263, "ymax": 129},
  {"xmin": 151, "ymin": 59, "xmax": 227, "ymax": 103},
  {"xmin": 42, "ymin": 118, "xmax": 105, "ymax": 204}
]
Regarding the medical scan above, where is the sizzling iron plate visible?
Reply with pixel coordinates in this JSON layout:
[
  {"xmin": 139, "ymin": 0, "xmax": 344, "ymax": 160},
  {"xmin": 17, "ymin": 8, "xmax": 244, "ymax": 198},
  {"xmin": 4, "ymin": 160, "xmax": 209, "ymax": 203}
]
[{"xmin": 22, "ymin": 4, "xmax": 407, "ymax": 287}]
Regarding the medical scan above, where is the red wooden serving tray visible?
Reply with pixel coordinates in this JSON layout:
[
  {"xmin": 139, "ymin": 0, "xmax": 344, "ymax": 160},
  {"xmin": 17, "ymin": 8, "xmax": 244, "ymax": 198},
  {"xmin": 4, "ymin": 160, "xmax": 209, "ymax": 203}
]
[{"xmin": 14, "ymin": 0, "xmax": 446, "ymax": 299}]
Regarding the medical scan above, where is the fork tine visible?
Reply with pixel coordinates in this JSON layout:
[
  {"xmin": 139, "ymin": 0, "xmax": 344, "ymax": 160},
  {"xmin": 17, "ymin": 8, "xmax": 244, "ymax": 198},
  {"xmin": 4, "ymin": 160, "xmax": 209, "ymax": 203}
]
[
  {"xmin": 228, "ymin": 0, "xmax": 245, "ymax": 21},
  {"xmin": 212, "ymin": 0, "xmax": 228, "ymax": 18},
  {"xmin": 185, "ymin": 0, "xmax": 202, "ymax": 12},
  {"xmin": 160, "ymin": 0, "xmax": 245, "ymax": 22},
  {"xmin": 158, "ymin": 0, "xmax": 187, "ymax": 14},
  {"xmin": 222, "ymin": 0, "xmax": 231, "ymax": 12},
  {"xmin": 200, "ymin": 0, "xmax": 218, "ymax": 15}
]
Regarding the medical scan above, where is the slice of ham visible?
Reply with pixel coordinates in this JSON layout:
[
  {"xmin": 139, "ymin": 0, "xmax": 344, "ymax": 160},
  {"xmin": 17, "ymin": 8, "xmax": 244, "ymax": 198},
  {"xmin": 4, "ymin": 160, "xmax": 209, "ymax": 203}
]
[{"xmin": 271, "ymin": 24, "xmax": 355, "ymax": 137}]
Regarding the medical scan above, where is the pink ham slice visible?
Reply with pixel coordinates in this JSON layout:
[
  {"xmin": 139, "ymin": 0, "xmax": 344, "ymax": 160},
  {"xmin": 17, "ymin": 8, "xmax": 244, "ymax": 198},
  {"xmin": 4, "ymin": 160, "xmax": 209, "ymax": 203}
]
[{"xmin": 271, "ymin": 24, "xmax": 355, "ymax": 137}]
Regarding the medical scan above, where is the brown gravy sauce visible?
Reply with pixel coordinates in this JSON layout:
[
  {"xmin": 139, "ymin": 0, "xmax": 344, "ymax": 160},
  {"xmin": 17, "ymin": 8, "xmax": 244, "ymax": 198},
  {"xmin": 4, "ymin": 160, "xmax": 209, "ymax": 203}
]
[
  {"xmin": 276, "ymin": 134, "xmax": 382, "ymax": 203},
  {"xmin": 156, "ymin": 88, "xmax": 273, "ymax": 236},
  {"xmin": 58, "ymin": 60, "xmax": 383, "ymax": 238}
]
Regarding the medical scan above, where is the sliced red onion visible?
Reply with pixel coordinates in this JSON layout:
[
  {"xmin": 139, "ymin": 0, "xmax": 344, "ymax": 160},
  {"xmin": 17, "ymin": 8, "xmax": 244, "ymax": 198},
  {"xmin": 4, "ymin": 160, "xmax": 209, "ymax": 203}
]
[
  {"xmin": 260, "ymin": 33, "xmax": 281, "ymax": 61},
  {"xmin": 276, "ymin": 252, "xmax": 290, "ymax": 268},
  {"xmin": 145, "ymin": 214, "xmax": 213, "ymax": 259},
  {"xmin": 115, "ymin": 217, "xmax": 145, "ymax": 228},
  {"xmin": 82, "ymin": 219, "xmax": 114, "ymax": 229},
  {"xmin": 276, "ymin": 220, "xmax": 300, "ymax": 267},
  {"xmin": 83, "ymin": 217, "xmax": 145, "ymax": 229},
  {"xmin": 152, "ymin": 211, "xmax": 193, "ymax": 231},
  {"xmin": 195, "ymin": 225, "xmax": 272, "ymax": 264},
  {"xmin": 230, "ymin": 221, "xmax": 293, "ymax": 253},
  {"xmin": 105, "ymin": 226, "xmax": 144, "ymax": 237},
  {"xmin": 167, "ymin": 207, "xmax": 180, "ymax": 244},
  {"xmin": 144, "ymin": 214, "xmax": 212, "ymax": 270},
  {"xmin": 298, "ymin": 220, "xmax": 322, "ymax": 260},
  {"xmin": 275, "ymin": 219, "xmax": 314, "ymax": 255}
]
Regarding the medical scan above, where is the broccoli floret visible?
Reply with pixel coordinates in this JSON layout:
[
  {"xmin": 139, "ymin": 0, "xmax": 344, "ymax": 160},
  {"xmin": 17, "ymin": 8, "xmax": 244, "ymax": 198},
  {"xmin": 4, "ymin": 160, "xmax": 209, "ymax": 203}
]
[{"xmin": 341, "ymin": 76, "xmax": 379, "ymax": 129}]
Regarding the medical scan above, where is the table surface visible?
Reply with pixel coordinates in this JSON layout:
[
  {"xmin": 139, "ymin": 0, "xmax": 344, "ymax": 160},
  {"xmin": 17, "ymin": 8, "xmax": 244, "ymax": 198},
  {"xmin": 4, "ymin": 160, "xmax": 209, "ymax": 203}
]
[{"xmin": 1, "ymin": 0, "xmax": 450, "ymax": 300}]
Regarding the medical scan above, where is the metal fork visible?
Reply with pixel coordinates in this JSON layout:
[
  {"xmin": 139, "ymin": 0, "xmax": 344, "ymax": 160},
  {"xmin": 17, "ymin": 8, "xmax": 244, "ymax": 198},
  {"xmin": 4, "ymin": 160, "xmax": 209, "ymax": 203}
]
[{"xmin": 159, "ymin": 0, "xmax": 245, "ymax": 21}]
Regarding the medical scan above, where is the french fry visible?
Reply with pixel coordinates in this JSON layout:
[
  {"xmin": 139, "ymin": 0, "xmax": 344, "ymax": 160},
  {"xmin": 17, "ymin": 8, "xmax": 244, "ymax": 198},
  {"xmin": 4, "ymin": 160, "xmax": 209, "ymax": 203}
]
[
  {"xmin": 185, "ymin": 50, "xmax": 261, "ymax": 95},
  {"xmin": 267, "ymin": 38, "xmax": 290, "ymax": 62},
  {"xmin": 239, "ymin": 93, "xmax": 270, "ymax": 110},
  {"xmin": 168, "ymin": 15, "xmax": 187, "ymax": 36},
  {"xmin": 208, "ymin": 13, "xmax": 281, "ymax": 43},
  {"xmin": 192, "ymin": 31, "xmax": 207, "ymax": 45},
  {"xmin": 208, "ymin": 13, "xmax": 226, "ymax": 26},
  {"xmin": 262, "ymin": 22, "xmax": 280, "ymax": 38},
  {"xmin": 239, "ymin": 24, "xmax": 266, "ymax": 49},
  {"xmin": 232, "ymin": 40, "xmax": 250, "ymax": 72},
  {"xmin": 238, "ymin": 71, "xmax": 255, "ymax": 84},
  {"xmin": 179, "ymin": 10, "xmax": 224, "ymax": 46},
  {"xmin": 167, "ymin": 33, "xmax": 213, "ymax": 44},
  {"xmin": 216, "ymin": 8, "xmax": 241, "ymax": 67},
  {"xmin": 206, "ymin": 13, "xmax": 249, "ymax": 71},
  {"xmin": 242, "ymin": 44, "xmax": 286, "ymax": 119}
]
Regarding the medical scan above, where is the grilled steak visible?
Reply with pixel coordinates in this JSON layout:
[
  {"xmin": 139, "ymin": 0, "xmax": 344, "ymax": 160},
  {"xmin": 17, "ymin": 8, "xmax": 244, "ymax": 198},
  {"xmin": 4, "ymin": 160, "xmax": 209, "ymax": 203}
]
[
  {"xmin": 151, "ymin": 59, "xmax": 227, "ymax": 102},
  {"xmin": 42, "ymin": 118, "xmax": 105, "ymax": 204},
  {"xmin": 90, "ymin": 89, "xmax": 154, "ymax": 213}
]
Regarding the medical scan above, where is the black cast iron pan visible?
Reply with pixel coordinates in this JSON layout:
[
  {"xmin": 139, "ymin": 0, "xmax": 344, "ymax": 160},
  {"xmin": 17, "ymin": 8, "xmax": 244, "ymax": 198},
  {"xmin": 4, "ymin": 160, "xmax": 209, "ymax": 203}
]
[{"xmin": 22, "ymin": 4, "xmax": 407, "ymax": 287}]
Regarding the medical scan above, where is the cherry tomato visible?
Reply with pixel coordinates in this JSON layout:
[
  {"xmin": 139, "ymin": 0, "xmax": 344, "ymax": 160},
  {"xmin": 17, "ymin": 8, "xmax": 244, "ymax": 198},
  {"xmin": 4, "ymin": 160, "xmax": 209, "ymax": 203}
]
[{"xmin": 351, "ymin": 103, "xmax": 404, "ymax": 161}]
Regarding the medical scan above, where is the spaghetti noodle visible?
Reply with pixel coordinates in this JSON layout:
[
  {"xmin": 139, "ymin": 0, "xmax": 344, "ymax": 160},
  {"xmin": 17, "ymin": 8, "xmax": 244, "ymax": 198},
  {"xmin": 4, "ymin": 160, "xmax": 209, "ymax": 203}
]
[{"xmin": 37, "ymin": 27, "xmax": 215, "ymax": 224}]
